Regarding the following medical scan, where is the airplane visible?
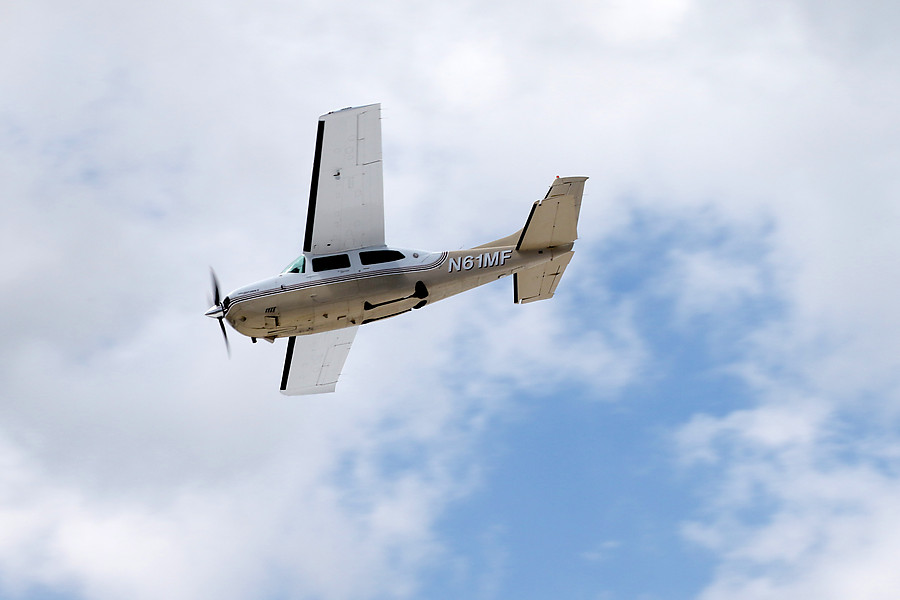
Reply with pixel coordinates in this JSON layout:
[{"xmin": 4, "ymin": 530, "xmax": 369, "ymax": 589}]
[{"xmin": 205, "ymin": 104, "xmax": 587, "ymax": 395}]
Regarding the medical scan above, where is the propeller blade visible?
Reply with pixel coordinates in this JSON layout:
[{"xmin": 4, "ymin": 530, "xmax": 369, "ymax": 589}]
[
  {"xmin": 210, "ymin": 268, "xmax": 221, "ymax": 307},
  {"xmin": 218, "ymin": 317, "xmax": 231, "ymax": 357},
  {"xmin": 209, "ymin": 267, "xmax": 230, "ymax": 358}
]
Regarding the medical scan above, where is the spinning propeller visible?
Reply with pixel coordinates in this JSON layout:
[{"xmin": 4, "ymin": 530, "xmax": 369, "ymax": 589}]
[{"xmin": 205, "ymin": 268, "xmax": 231, "ymax": 356}]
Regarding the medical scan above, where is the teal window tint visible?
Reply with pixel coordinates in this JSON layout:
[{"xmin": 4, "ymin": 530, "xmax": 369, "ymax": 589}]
[{"xmin": 282, "ymin": 255, "xmax": 306, "ymax": 274}]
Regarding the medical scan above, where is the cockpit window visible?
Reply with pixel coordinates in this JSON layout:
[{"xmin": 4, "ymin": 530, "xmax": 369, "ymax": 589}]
[
  {"xmin": 359, "ymin": 250, "xmax": 406, "ymax": 265},
  {"xmin": 281, "ymin": 255, "xmax": 306, "ymax": 274},
  {"xmin": 312, "ymin": 254, "xmax": 351, "ymax": 272}
]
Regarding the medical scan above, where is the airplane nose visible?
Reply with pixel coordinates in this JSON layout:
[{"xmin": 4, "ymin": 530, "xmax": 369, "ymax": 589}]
[{"xmin": 205, "ymin": 305, "xmax": 225, "ymax": 319}]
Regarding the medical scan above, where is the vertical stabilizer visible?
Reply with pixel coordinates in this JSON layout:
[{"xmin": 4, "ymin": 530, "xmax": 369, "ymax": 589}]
[{"xmin": 516, "ymin": 176, "xmax": 587, "ymax": 251}]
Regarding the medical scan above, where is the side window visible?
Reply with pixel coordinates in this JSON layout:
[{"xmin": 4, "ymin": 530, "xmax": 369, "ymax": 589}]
[
  {"xmin": 359, "ymin": 250, "xmax": 406, "ymax": 265},
  {"xmin": 312, "ymin": 254, "xmax": 351, "ymax": 272},
  {"xmin": 281, "ymin": 255, "xmax": 305, "ymax": 274}
]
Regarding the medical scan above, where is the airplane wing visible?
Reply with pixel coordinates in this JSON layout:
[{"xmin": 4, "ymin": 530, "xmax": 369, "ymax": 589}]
[
  {"xmin": 280, "ymin": 327, "xmax": 359, "ymax": 395},
  {"xmin": 303, "ymin": 104, "xmax": 385, "ymax": 254}
]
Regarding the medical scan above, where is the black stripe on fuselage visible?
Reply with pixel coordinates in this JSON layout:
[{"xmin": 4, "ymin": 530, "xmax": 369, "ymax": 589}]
[{"xmin": 303, "ymin": 119, "xmax": 326, "ymax": 253}]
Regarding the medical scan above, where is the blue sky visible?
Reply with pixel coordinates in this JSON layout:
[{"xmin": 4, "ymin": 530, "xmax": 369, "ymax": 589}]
[{"xmin": 2, "ymin": 1, "xmax": 900, "ymax": 599}]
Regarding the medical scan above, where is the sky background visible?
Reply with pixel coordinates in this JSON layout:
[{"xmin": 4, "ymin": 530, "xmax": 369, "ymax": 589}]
[{"xmin": 2, "ymin": 1, "xmax": 900, "ymax": 599}]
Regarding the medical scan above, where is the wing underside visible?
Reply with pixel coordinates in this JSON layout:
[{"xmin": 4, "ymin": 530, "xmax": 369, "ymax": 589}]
[
  {"xmin": 303, "ymin": 104, "xmax": 385, "ymax": 254},
  {"xmin": 280, "ymin": 327, "xmax": 359, "ymax": 395}
]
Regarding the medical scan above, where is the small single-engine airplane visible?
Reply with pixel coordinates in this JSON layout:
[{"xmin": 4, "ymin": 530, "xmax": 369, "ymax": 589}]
[{"xmin": 206, "ymin": 104, "xmax": 587, "ymax": 394}]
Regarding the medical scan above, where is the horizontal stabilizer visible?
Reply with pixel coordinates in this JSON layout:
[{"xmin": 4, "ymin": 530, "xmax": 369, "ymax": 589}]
[
  {"xmin": 514, "ymin": 251, "xmax": 574, "ymax": 304},
  {"xmin": 516, "ymin": 177, "xmax": 587, "ymax": 251}
]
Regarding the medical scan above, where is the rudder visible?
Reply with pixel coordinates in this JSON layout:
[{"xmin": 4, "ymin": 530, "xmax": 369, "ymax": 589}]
[{"xmin": 516, "ymin": 176, "xmax": 587, "ymax": 251}]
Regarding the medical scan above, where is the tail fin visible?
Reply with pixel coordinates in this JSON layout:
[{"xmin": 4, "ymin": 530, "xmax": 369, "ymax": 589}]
[
  {"xmin": 513, "ymin": 176, "xmax": 587, "ymax": 303},
  {"xmin": 516, "ymin": 176, "xmax": 587, "ymax": 251},
  {"xmin": 471, "ymin": 176, "xmax": 587, "ymax": 303},
  {"xmin": 474, "ymin": 176, "xmax": 588, "ymax": 250}
]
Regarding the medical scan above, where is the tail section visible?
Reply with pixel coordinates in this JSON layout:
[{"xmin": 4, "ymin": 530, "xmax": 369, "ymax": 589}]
[
  {"xmin": 514, "ymin": 176, "xmax": 586, "ymax": 303},
  {"xmin": 472, "ymin": 176, "xmax": 587, "ymax": 303},
  {"xmin": 474, "ymin": 176, "xmax": 587, "ymax": 251},
  {"xmin": 516, "ymin": 176, "xmax": 587, "ymax": 251}
]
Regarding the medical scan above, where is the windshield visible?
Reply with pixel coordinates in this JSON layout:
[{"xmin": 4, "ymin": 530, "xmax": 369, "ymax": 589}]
[{"xmin": 281, "ymin": 255, "xmax": 306, "ymax": 274}]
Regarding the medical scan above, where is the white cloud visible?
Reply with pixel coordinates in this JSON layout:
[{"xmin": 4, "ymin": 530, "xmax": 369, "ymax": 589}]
[
  {"xmin": 660, "ymin": 249, "xmax": 764, "ymax": 321},
  {"xmin": 579, "ymin": 0, "xmax": 693, "ymax": 44},
  {"xmin": 675, "ymin": 399, "xmax": 830, "ymax": 467},
  {"xmin": 434, "ymin": 41, "xmax": 510, "ymax": 110},
  {"xmin": 680, "ymin": 407, "xmax": 900, "ymax": 600},
  {"xmin": 0, "ymin": 430, "xmax": 451, "ymax": 600}
]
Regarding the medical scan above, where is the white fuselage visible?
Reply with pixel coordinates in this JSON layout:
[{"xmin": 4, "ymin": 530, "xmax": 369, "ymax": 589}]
[{"xmin": 221, "ymin": 244, "xmax": 571, "ymax": 340}]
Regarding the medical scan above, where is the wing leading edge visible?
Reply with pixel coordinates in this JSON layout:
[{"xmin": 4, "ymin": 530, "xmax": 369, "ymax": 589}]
[
  {"xmin": 280, "ymin": 327, "xmax": 359, "ymax": 395},
  {"xmin": 303, "ymin": 104, "xmax": 385, "ymax": 254}
]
